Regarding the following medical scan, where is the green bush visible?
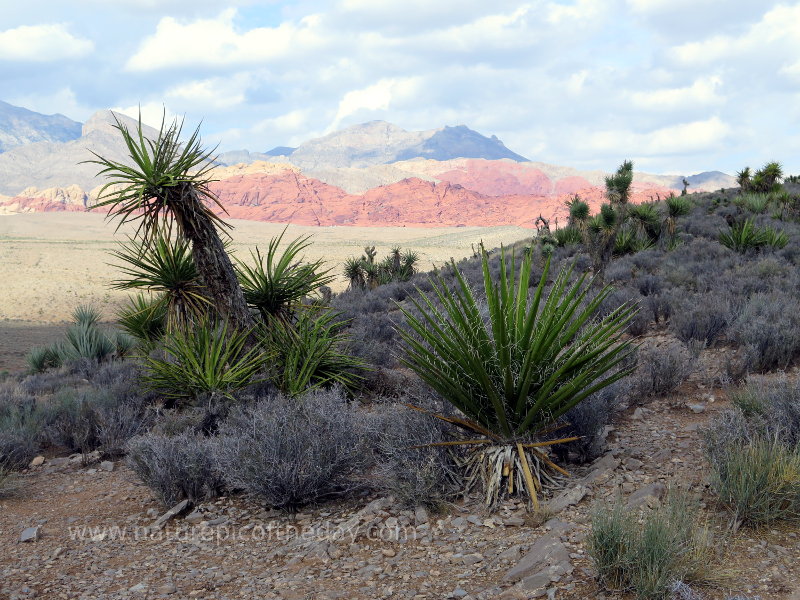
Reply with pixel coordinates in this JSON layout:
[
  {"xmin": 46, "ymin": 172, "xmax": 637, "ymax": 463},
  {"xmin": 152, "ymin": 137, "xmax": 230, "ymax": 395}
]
[
  {"xmin": 398, "ymin": 246, "xmax": 635, "ymax": 508},
  {"xmin": 237, "ymin": 229, "xmax": 334, "ymax": 320},
  {"xmin": 718, "ymin": 219, "xmax": 788, "ymax": 254},
  {"xmin": 144, "ymin": 321, "xmax": 266, "ymax": 403},
  {"xmin": 554, "ymin": 226, "xmax": 582, "ymax": 247},
  {"xmin": 708, "ymin": 435, "xmax": 800, "ymax": 526},
  {"xmin": 589, "ymin": 492, "xmax": 714, "ymax": 599},
  {"xmin": 26, "ymin": 346, "xmax": 62, "ymax": 374},
  {"xmin": 260, "ymin": 309, "xmax": 367, "ymax": 396},
  {"xmin": 116, "ymin": 293, "xmax": 167, "ymax": 348}
]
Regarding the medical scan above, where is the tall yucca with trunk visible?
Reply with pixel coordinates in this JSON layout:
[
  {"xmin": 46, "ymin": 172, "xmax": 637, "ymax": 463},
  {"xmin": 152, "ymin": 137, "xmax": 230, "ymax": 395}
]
[
  {"xmin": 398, "ymin": 246, "xmax": 636, "ymax": 510},
  {"xmin": 88, "ymin": 113, "xmax": 254, "ymax": 332}
]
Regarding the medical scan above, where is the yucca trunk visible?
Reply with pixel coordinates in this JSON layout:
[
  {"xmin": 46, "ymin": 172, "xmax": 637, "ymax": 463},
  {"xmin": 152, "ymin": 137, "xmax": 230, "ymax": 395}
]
[{"xmin": 174, "ymin": 186, "xmax": 254, "ymax": 332}]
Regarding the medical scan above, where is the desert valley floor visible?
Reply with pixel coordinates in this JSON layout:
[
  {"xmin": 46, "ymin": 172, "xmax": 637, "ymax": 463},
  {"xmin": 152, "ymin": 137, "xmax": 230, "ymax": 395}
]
[{"xmin": 0, "ymin": 212, "xmax": 530, "ymax": 372}]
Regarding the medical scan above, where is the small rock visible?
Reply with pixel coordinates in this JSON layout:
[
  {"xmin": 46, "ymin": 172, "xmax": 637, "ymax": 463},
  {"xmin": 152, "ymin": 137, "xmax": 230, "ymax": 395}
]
[
  {"xmin": 631, "ymin": 407, "xmax": 645, "ymax": 420},
  {"xmin": 462, "ymin": 553, "xmax": 484, "ymax": 566},
  {"xmin": 157, "ymin": 583, "xmax": 177, "ymax": 595},
  {"xmin": 152, "ymin": 499, "xmax": 190, "ymax": 530},
  {"xmin": 414, "ymin": 506, "xmax": 429, "ymax": 525},
  {"xmin": 381, "ymin": 548, "xmax": 396, "ymax": 558},
  {"xmin": 546, "ymin": 484, "xmax": 588, "ymax": 513},
  {"xmin": 451, "ymin": 588, "xmax": 468, "ymax": 598},
  {"xmin": 19, "ymin": 527, "xmax": 39, "ymax": 543},
  {"xmin": 627, "ymin": 482, "xmax": 667, "ymax": 509},
  {"xmin": 29, "ymin": 456, "xmax": 45, "ymax": 468},
  {"xmin": 185, "ymin": 511, "xmax": 204, "ymax": 524},
  {"xmin": 129, "ymin": 583, "xmax": 147, "ymax": 594},
  {"xmin": 687, "ymin": 403, "xmax": 706, "ymax": 414},
  {"xmin": 100, "ymin": 460, "xmax": 114, "ymax": 472}
]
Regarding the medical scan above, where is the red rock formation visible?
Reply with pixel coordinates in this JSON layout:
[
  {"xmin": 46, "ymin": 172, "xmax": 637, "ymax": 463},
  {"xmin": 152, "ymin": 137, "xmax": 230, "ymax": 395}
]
[
  {"xmin": 435, "ymin": 160, "xmax": 554, "ymax": 197},
  {"xmin": 1, "ymin": 168, "xmax": 677, "ymax": 228}
]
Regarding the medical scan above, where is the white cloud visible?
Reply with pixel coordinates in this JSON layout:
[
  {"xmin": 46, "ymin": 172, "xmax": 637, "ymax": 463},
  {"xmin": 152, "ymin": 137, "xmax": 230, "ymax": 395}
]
[
  {"xmin": 110, "ymin": 103, "xmax": 176, "ymax": 130},
  {"xmin": 330, "ymin": 78, "xmax": 422, "ymax": 131},
  {"xmin": 166, "ymin": 74, "xmax": 251, "ymax": 109},
  {"xmin": 586, "ymin": 117, "xmax": 731, "ymax": 156},
  {"xmin": 0, "ymin": 23, "xmax": 93, "ymax": 61},
  {"xmin": 670, "ymin": 3, "xmax": 800, "ymax": 66},
  {"xmin": 8, "ymin": 87, "xmax": 93, "ymax": 121},
  {"xmin": 547, "ymin": 0, "xmax": 604, "ymax": 24},
  {"xmin": 126, "ymin": 9, "xmax": 325, "ymax": 71},
  {"xmin": 631, "ymin": 76, "xmax": 724, "ymax": 111}
]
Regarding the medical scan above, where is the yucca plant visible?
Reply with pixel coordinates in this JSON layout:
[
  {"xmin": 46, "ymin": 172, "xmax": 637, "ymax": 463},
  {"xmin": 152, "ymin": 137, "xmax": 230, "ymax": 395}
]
[
  {"xmin": 567, "ymin": 195, "xmax": 590, "ymax": 229},
  {"xmin": 237, "ymin": 229, "xmax": 334, "ymax": 321},
  {"xmin": 627, "ymin": 203, "xmax": 661, "ymax": 241},
  {"xmin": 554, "ymin": 226, "xmax": 582, "ymax": 247},
  {"xmin": 762, "ymin": 226, "xmax": 789, "ymax": 250},
  {"xmin": 144, "ymin": 321, "xmax": 266, "ymax": 403},
  {"xmin": 26, "ymin": 345, "xmax": 62, "ymax": 374},
  {"xmin": 737, "ymin": 192, "xmax": 770, "ymax": 214},
  {"xmin": 72, "ymin": 304, "xmax": 102, "ymax": 328},
  {"xmin": 344, "ymin": 257, "xmax": 367, "ymax": 291},
  {"xmin": 719, "ymin": 218, "xmax": 764, "ymax": 253},
  {"xmin": 116, "ymin": 293, "xmax": 168, "ymax": 347},
  {"xmin": 662, "ymin": 194, "xmax": 692, "ymax": 240},
  {"xmin": 111, "ymin": 233, "xmax": 210, "ymax": 329},
  {"xmin": 58, "ymin": 323, "xmax": 117, "ymax": 363},
  {"xmin": 260, "ymin": 308, "xmax": 367, "ymax": 396},
  {"xmin": 398, "ymin": 246, "xmax": 636, "ymax": 510},
  {"xmin": 88, "ymin": 113, "xmax": 254, "ymax": 332}
]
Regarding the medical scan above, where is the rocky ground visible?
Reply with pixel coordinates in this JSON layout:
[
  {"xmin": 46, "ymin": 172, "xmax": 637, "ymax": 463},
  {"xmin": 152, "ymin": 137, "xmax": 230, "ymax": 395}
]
[{"xmin": 3, "ymin": 380, "xmax": 800, "ymax": 600}]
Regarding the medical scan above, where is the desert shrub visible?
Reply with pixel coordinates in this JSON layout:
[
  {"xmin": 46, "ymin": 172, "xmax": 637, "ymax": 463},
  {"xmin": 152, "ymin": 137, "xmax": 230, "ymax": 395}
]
[
  {"xmin": 589, "ymin": 492, "xmax": 714, "ymax": 599},
  {"xmin": 26, "ymin": 346, "xmax": 63, "ymax": 374},
  {"xmin": 707, "ymin": 435, "xmax": 800, "ymax": 526},
  {"xmin": 44, "ymin": 390, "xmax": 101, "ymax": 454},
  {"xmin": 374, "ymin": 400, "xmax": 460, "ymax": 508},
  {"xmin": 0, "ymin": 402, "xmax": 42, "ymax": 470},
  {"xmin": 0, "ymin": 461, "xmax": 20, "ymax": 497},
  {"xmin": 144, "ymin": 321, "xmax": 266, "ymax": 403},
  {"xmin": 43, "ymin": 380, "xmax": 151, "ymax": 457},
  {"xmin": 633, "ymin": 343, "xmax": 693, "ymax": 397},
  {"xmin": 214, "ymin": 388, "xmax": 374, "ymax": 511},
  {"xmin": 669, "ymin": 294, "xmax": 732, "ymax": 346},
  {"xmin": 552, "ymin": 378, "xmax": 632, "ymax": 464},
  {"xmin": 736, "ymin": 192, "xmax": 770, "ymax": 214},
  {"xmin": 704, "ymin": 378, "xmax": 800, "ymax": 525},
  {"xmin": 730, "ymin": 292, "xmax": 800, "ymax": 372},
  {"xmin": 126, "ymin": 431, "xmax": 224, "ymax": 506},
  {"xmin": 554, "ymin": 226, "xmax": 582, "ymax": 247}
]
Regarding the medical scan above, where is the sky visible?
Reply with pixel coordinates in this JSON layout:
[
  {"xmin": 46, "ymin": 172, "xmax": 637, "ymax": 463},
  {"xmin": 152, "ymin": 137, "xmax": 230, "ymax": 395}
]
[{"xmin": 1, "ymin": 0, "xmax": 799, "ymax": 175}]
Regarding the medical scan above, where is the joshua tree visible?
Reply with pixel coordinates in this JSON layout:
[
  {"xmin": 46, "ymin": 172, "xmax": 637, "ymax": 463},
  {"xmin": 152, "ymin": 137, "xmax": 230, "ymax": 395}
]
[
  {"xmin": 89, "ymin": 114, "xmax": 254, "ymax": 332},
  {"xmin": 681, "ymin": 178, "xmax": 690, "ymax": 196},
  {"xmin": 736, "ymin": 167, "xmax": 752, "ymax": 192},
  {"xmin": 586, "ymin": 160, "xmax": 634, "ymax": 280}
]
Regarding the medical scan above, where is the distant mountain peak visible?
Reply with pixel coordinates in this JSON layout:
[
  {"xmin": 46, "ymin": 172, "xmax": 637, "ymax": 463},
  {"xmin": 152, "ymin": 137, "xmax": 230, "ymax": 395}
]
[
  {"xmin": 263, "ymin": 120, "xmax": 528, "ymax": 170},
  {"xmin": 81, "ymin": 110, "xmax": 159, "ymax": 139},
  {"xmin": 0, "ymin": 100, "xmax": 82, "ymax": 153}
]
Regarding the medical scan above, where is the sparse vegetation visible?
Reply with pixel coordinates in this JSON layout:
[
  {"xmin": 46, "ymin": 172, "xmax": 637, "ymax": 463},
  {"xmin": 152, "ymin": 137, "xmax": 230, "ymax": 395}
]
[
  {"xmin": 589, "ymin": 492, "xmax": 715, "ymax": 599},
  {"xmin": 214, "ymin": 388, "xmax": 375, "ymax": 511},
  {"xmin": 127, "ymin": 431, "xmax": 224, "ymax": 506}
]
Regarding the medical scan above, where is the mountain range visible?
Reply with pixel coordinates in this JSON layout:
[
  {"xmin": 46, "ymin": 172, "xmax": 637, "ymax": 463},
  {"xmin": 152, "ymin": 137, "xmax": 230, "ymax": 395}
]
[{"xmin": 0, "ymin": 102, "xmax": 736, "ymax": 227}]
